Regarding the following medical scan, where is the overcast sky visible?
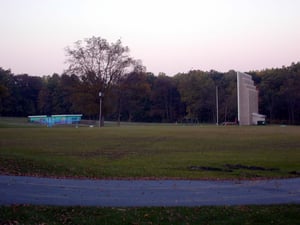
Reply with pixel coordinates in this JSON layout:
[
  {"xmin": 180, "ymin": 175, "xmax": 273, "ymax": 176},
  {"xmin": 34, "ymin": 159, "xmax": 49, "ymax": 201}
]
[{"xmin": 1, "ymin": 0, "xmax": 300, "ymax": 76}]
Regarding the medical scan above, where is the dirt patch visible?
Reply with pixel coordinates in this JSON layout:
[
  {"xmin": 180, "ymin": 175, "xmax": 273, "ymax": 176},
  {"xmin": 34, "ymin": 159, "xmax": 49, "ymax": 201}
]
[
  {"xmin": 188, "ymin": 166, "xmax": 232, "ymax": 172},
  {"xmin": 188, "ymin": 164, "xmax": 280, "ymax": 173},
  {"xmin": 76, "ymin": 151, "xmax": 102, "ymax": 158},
  {"xmin": 224, "ymin": 164, "xmax": 279, "ymax": 171},
  {"xmin": 75, "ymin": 150, "xmax": 133, "ymax": 160},
  {"xmin": 289, "ymin": 171, "xmax": 300, "ymax": 176}
]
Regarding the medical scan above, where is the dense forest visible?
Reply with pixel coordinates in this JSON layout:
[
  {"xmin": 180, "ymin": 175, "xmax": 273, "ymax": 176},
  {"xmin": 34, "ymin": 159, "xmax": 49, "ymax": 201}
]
[{"xmin": 1, "ymin": 62, "xmax": 300, "ymax": 125}]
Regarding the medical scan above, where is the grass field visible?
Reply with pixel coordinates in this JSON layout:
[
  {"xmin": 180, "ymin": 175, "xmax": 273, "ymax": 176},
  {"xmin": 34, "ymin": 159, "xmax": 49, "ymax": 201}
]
[
  {"xmin": 1, "ymin": 204, "xmax": 299, "ymax": 225},
  {"xmin": 0, "ymin": 117, "xmax": 299, "ymax": 179},
  {"xmin": 1, "ymin": 117, "xmax": 300, "ymax": 224}
]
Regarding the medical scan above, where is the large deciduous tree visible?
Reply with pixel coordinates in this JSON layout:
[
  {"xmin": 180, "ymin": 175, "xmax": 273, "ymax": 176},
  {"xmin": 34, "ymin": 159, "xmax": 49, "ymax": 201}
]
[
  {"xmin": 150, "ymin": 73, "xmax": 182, "ymax": 122},
  {"xmin": 176, "ymin": 71, "xmax": 216, "ymax": 123},
  {"xmin": 65, "ymin": 36, "xmax": 138, "ymax": 125},
  {"xmin": 118, "ymin": 71, "xmax": 151, "ymax": 122},
  {"xmin": 0, "ymin": 68, "xmax": 13, "ymax": 116}
]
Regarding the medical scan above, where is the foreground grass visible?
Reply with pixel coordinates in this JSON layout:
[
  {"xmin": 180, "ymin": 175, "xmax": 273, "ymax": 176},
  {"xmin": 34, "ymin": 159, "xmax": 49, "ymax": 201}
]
[
  {"xmin": 0, "ymin": 117, "xmax": 300, "ymax": 179},
  {"xmin": 1, "ymin": 205, "xmax": 299, "ymax": 225},
  {"xmin": 1, "ymin": 119, "xmax": 299, "ymax": 224}
]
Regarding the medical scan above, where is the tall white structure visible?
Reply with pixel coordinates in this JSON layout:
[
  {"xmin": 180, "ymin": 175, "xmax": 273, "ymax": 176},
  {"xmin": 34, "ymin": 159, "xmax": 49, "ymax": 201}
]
[{"xmin": 237, "ymin": 72, "xmax": 265, "ymax": 125}]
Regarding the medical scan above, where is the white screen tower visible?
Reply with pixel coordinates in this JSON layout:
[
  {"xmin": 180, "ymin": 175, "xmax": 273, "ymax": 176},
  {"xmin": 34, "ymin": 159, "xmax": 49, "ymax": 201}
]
[{"xmin": 237, "ymin": 72, "xmax": 265, "ymax": 125}]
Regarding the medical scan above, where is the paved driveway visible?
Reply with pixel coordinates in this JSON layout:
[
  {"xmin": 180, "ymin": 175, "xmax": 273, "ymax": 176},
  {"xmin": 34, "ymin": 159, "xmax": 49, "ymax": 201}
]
[{"xmin": 0, "ymin": 175, "xmax": 299, "ymax": 206}]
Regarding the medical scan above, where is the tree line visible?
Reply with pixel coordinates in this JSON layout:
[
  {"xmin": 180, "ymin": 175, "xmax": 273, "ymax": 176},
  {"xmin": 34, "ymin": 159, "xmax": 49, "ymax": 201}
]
[
  {"xmin": 1, "ymin": 36, "xmax": 300, "ymax": 125},
  {"xmin": 1, "ymin": 62, "xmax": 300, "ymax": 124}
]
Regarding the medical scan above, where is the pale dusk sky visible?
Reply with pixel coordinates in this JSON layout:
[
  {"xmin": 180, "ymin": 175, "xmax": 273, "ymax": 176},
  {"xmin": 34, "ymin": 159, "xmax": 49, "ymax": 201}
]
[{"xmin": 1, "ymin": 0, "xmax": 300, "ymax": 76}]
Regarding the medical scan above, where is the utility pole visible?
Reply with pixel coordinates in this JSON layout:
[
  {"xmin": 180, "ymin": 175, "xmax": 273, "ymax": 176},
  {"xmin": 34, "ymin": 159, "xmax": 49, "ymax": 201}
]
[
  {"xmin": 99, "ymin": 92, "xmax": 103, "ymax": 127},
  {"xmin": 216, "ymin": 86, "xmax": 219, "ymax": 125}
]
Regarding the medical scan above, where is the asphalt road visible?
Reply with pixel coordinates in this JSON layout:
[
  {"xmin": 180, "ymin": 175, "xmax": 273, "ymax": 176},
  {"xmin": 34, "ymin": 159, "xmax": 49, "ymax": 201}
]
[{"xmin": 0, "ymin": 175, "xmax": 299, "ymax": 207}]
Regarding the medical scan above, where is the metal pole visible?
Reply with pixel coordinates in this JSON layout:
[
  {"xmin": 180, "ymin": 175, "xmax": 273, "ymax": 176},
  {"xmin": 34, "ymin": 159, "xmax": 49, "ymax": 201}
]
[
  {"xmin": 216, "ymin": 86, "xmax": 219, "ymax": 125},
  {"xmin": 100, "ymin": 98, "xmax": 102, "ymax": 127},
  {"xmin": 99, "ymin": 92, "xmax": 102, "ymax": 127}
]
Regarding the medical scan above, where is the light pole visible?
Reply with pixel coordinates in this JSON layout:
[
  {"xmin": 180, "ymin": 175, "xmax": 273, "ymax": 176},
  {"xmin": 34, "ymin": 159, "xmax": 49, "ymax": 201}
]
[
  {"xmin": 99, "ymin": 92, "xmax": 103, "ymax": 127},
  {"xmin": 216, "ymin": 86, "xmax": 219, "ymax": 125}
]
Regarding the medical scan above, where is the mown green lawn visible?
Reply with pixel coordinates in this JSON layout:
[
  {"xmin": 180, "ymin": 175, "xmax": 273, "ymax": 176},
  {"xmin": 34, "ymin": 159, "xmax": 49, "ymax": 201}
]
[
  {"xmin": 1, "ymin": 205, "xmax": 299, "ymax": 225},
  {"xmin": 0, "ymin": 117, "xmax": 299, "ymax": 179},
  {"xmin": 1, "ymin": 118, "xmax": 299, "ymax": 224}
]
